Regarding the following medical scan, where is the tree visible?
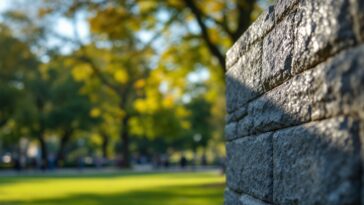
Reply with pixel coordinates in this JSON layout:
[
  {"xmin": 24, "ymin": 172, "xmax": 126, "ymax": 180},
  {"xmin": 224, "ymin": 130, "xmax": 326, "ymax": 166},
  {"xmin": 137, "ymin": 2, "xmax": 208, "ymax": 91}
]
[
  {"xmin": 185, "ymin": 96, "xmax": 213, "ymax": 150},
  {"xmin": 45, "ymin": 63, "xmax": 100, "ymax": 167},
  {"xmin": 66, "ymin": 44, "xmax": 150, "ymax": 167},
  {"xmin": 68, "ymin": 0, "xmax": 261, "ymax": 72},
  {"xmin": 32, "ymin": 0, "xmax": 265, "ymax": 167},
  {"xmin": 0, "ymin": 23, "xmax": 38, "ymax": 128},
  {"xmin": 0, "ymin": 22, "xmax": 45, "ymax": 167}
]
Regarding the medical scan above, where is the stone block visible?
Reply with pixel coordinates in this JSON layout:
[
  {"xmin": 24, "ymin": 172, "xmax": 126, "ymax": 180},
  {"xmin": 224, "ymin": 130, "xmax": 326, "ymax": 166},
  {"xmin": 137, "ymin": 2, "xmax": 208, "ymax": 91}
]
[
  {"xmin": 237, "ymin": 45, "xmax": 364, "ymax": 137},
  {"xmin": 273, "ymin": 117, "xmax": 361, "ymax": 205},
  {"xmin": 319, "ymin": 45, "xmax": 364, "ymax": 119},
  {"xmin": 226, "ymin": 106, "xmax": 247, "ymax": 124},
  {"xmin": 350, "ymin": 0, "xmax": 364, "ymax": 42},
  {"xmin": 224, "ymin": 188, "xmax": 240, "ymax": 205},
  {"xmin": 292, "ymin": 0, "xmax": 357, "ymax": 74},
  {"xmin": 242, "ymin": 68, "xmax": 317, "ymax": 136},
  {"xmin": 262, "ymin": 12, "xmax": 294, "ymax": 91},
  {"xmin": 226, "ymin": 63, "xmax": 241, "ymax": 113},
  {"xmin": 226, "ymin": 42, "xmax": 263, "ymax": 113},
  {"xmin": 225, "ymin": 122, "xmax": 237, "ymax": 141},
  {"xmin": 360, "ymin": 119, "xmax": 364, "ymax": 205},
  {"xmin": 226, "ymin": 6, "xmax": 274, "ymax": 70},
  {"xmin": 275, "ymin": 0, "xmax": 299, "ymax": 21},
  {"xmin": 237, "ymin": 114, "xmax": 254, "ymax": 138},
  {"xmin": 240, "ymin": 194, "xmax": 271, "ymax": 205},
  {"xmin": 226, "ymin": 133, "xmax": 273, "ymax": 201}
]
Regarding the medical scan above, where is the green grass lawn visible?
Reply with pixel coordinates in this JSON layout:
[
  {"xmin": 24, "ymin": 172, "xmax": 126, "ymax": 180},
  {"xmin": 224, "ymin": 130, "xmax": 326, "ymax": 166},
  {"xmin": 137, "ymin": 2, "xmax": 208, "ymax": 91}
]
[{"xmin": 0, "ymin": 171, "xmax": 225, "ymax": 205}]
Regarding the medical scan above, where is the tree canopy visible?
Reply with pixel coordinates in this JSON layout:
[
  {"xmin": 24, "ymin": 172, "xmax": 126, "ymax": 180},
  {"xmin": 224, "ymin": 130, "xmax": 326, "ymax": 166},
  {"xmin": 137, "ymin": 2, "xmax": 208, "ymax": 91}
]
[{"xmin": 0, "ymin": 0, "xmax": 267, "ymax": 168}]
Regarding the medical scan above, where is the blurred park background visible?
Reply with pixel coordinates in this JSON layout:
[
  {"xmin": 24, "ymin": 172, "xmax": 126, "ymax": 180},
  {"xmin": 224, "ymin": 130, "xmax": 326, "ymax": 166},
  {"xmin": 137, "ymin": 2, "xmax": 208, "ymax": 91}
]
[{"xmin": 0, "ymin": 0, "xmax": 271, "ymax": 204}]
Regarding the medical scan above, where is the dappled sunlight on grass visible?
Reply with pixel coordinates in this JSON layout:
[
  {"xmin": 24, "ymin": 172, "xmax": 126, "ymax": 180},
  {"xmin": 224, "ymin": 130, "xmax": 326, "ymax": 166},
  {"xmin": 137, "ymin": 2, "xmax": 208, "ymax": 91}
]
[{"xmin": 0, "ymin": 171, "xmax": 225, "ymax": 205}]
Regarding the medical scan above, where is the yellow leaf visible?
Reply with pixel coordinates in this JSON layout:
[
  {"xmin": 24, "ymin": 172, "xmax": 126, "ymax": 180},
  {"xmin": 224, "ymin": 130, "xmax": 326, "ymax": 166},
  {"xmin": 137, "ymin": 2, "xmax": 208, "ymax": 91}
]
[
  {"xmin": 176, "ymin": 107, "xmax": 189, "ymax": 118},
  {"xmin": 114, "ymin": 69, "xmax": 128, "ymax": 84},
  {"xmin": 72, "ymin": 64, "xmax": 93, "ymax": 81},
  {"xmin": 168, "ymin": 0, "xmax": 184, "ymax": 7},
  {"xmin": 134, "ymin": 79, "xmax": 146, "ymax": 89},
  {"xmin": 127, "ymin": 19, "xmax": 141, "ymax": 31},
  {"xmin": 181, "ymin": 121, "xmax": 191, "ymax": 129},
  {"xmin": 208, "ymin": 28, "xmax": 220, "ymax": 44},
  {"xmin": 129, "ymin": 117, "xmax": 144, "ymax": 136},
  {"xmin": 134, "ymin": 99, "xmax": 146, "ymax": 113},
  {"xmin": 138, "ymin": 1, "xmax": 156, "ymax": 13},
  {"xmin": 210, "ymin": 2, "xmax": 224, "ymax": 12},
  {"xmin": 162, "ymin": 95, "xmax": 174, "ymax": 108},
  {"xmin": 90, "ymin": 108, "xmax": 101, "ymax": 118},
  {"xmin": 90, "ymin": 133, "xmax": 102, "ymax": 145}
]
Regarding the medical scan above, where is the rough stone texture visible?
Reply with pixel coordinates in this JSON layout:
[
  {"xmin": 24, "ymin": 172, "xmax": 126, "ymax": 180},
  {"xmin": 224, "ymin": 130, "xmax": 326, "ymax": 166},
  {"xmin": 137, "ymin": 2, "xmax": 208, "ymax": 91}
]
[
  {"xmin": 237, "ymin": 45, "xmax": 364, "ymax": 137},
  {"xmin": 273, "ymin": 117, "xmax": 361, "ymax": 205},
  {"xmin": 274, "ymin": 0, "xmax": 299, "ymax": 21},
  {"xmin": 225, "ymin": 0, "xmax": 364, "ymax": 204},
  {"xmin": 225, "ymin": 64, "xmax": 241, "ymax": 113},
  {"xmin": 358, "ymin": 0, "xmax": 364, "ymax": 41},
  {"xmin": 350, "ymin": 0, "xmax": 364, "ymax": 42},
  {"xmin": 361, "ymin": 120, "xmax": 364, "ymax": 205},
  {"xmin": 226, "ymin": 107, "xmax": 247, "ymax": 124},
  {"xmin": 224, "ymin": 190, "xmax": 272, "ymax": 205},
  {"xmin": 224, "ymin": 122, "xmax": 237, "ymax": 141},
  {"xmin": 262, "ymin": 12, "xmax": 294, "ymax": 92},
  {"xmin": 226, "ymin": 42, "xmax": 263, "ymax": 112},
  {"xmin": 240, "ymin": 194, "xmax": 271, "ymax": 205},
  {"xmin": 226, "ymin": 6, "xmax": 274, "ymax": 70},
  {"xmin": 292, "ymin": 0, "xmax": 357, "ymax": 74},
  {"xmin": 224, "ymin": 188, "xmax": 240, "ymax": 205},
  {"xmin": 226, "ymin": 133, "xmax": 272, "ymax": 201}
]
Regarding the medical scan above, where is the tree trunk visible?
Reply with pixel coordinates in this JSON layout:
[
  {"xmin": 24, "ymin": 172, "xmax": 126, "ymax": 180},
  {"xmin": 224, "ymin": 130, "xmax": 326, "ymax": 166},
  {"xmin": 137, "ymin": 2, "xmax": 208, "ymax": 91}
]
[
  {"xmin": 120, "ymin": 115, "xmax": 130, "ymax": 168},
  {"xmin": 56, "ymin": 129, "xmax": 72, "ymax": 167},
  {"xmin": 101, "ymin": 133, "xmax": 109, "ymax": 159},
  {"xmin": 38, "ymin": 135, "xmax": 48, "ymax": 170}
]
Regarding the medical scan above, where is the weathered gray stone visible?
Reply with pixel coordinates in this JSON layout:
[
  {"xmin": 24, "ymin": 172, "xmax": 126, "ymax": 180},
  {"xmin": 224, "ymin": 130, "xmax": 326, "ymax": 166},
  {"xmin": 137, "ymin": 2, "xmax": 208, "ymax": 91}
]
[
  {"xmin": 226, "ymin": 41, "xmax": 245, "ymax": 71},
  {"xmin": 358, "ymin": 0, "xmax": 364, "ymax": 41},
  {"xmin": 273, "ymin": 117, "xmax": 361, "ymax": 205},
  {"xmin": 226, "ymin": 133, "xmax": 273, "ymax": 201},
  {"xmin": 350, "ymin": 0, "xmax": 364, "ymax": 42},
  {"xmin": 292, "ymin": 0, "xmax": 357, "ymax": 74},
  {"xmin": 224, "ymin": 188, "xmax": 241, "ymax": 205},
  {"xmin": 225, "ymin": 190, "xmax": 273, "ymax": 205},
  {"xmin": 275, "ymin": 0, "xmax": 299, "ymax": 21},
  {"xmin": 226, "ymin": 107, "xmax": 247, "ymax": 124},
  {"xmin": 360, "ymin": 119, "xmax": 364, "ymax": 205},
  {"xmin": 226, "ymin": 6, "xmax": 274, "ymax": 70},
  {"xmin": 239, "ymin": 68, "xmax": 318, "ymax": 137},
  {"xmin": 226, "ymin": 42, "xmax": 263, "ymax": 113},
  {"xmin": 262, "ymin": 12, "xmax": 294, "ymax": 91},
  {"xmin": 226, "ymin": 63, "xmax": 241, "ymax": 113},
  {"xmin": 237, "ymin": 45, "xmax": 364, "ymax": 137},
  {"xmin": 245, "ymin": 5, "xmax": 275, "ymax": 45},
  {"xmin": 225, "ymin": 122, "xmax": 237, "ymax": 141},
  {"xmin": 319, "ymin": 45, "xmax": 364, "ymax": 119},
  {"xmin": 237, "ymin": 114, "xmax": 254, "ymax": 137},
  {"xmin": 240, "ymin": 194, "xmax": 271, "ymax": 205},
  {"xmin": 225, "ymin": 0, "xmax": 364, "ymax": 204}
]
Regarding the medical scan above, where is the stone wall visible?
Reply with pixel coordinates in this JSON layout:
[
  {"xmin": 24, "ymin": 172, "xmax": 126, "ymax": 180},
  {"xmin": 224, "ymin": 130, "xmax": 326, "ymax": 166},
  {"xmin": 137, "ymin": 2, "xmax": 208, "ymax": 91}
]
[{"xmin": 224, "ymin": 0, "xmax": 364, "ymax": 204}]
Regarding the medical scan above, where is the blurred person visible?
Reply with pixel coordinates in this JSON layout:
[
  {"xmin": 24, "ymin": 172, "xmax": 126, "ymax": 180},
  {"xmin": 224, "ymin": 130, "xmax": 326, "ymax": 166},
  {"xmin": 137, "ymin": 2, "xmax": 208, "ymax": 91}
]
[
  {"xmin": 13, "ymin": 155, "xmax": 21, "ymax": 172},
  {"xmin": 180, "ymin": 154, "xmax": 187, "ymax": 169},
  {"xmin": 201, "ymin": 153, "xmax": 207, "ymax": 166}
]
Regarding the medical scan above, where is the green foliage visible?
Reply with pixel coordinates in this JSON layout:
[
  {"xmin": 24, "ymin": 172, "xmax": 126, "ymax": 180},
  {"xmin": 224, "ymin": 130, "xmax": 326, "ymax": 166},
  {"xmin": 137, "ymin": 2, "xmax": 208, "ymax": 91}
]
[{"xmin": 0, "ymin": 0, "xmax": 263, "ymax": 163}]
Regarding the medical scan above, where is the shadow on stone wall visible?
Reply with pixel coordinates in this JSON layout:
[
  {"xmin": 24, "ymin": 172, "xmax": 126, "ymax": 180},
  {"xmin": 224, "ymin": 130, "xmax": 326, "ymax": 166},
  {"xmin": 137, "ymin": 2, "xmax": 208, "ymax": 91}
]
[{"xmin": 224, "ymin": 45, "xmax": 364, "ymax": 205}]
